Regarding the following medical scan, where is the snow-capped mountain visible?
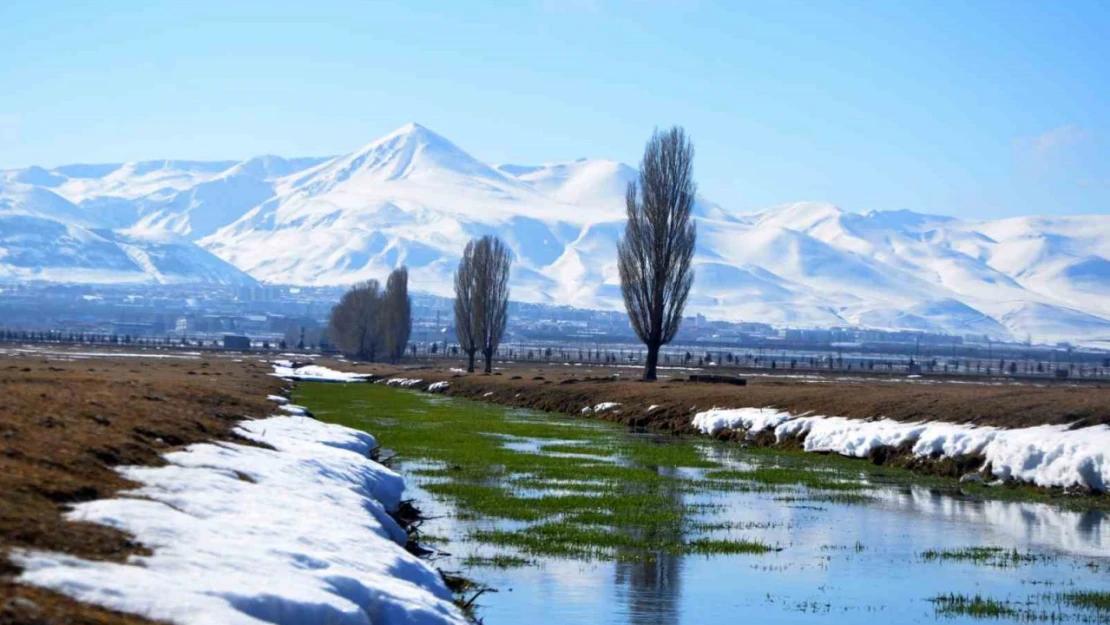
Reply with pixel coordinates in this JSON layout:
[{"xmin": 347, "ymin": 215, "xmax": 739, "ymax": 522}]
[
  {"xmin": 2, "ymin": 122, "xmax": 1108, "ymax": 343},
  {"xmin": 0, "ymin": 183, "xmax": 254, "ymax": 285}
]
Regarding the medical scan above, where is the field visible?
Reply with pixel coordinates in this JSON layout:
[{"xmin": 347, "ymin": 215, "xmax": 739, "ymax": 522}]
[
  {"xmin": 2, "ymin": 346, "xmax": 1109, "ymax": 622},
  {"xmin": 0, "ymin": 348, "xmax": 282, "ymax": 624}
]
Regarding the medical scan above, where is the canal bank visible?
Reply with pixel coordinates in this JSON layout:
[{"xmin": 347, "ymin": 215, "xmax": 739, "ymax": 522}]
[{"xmin": 311, "ymin": 359, "xmax": 1110, "ymax": 503}]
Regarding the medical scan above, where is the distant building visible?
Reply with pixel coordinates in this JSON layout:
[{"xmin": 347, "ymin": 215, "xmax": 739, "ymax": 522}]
[
  {"xmin": 174, "ymin": 315, "xmax": 195, "ymax": 333},
  {"xmin": 222, "ymin": 334, "xmax": 251, "ymax": 350}
]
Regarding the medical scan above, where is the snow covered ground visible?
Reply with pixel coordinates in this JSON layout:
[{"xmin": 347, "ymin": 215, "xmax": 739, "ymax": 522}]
[
  {"xmin": 693, "ymin": 407, "xmax": 1110, "ymax": 491},
  {"xmin": 12, "ymin": 415, "xmax": 467, "ymax": 625},
  {"xmin": 271, "ymin": 360, "xmax": 370, "ymax": 383}
]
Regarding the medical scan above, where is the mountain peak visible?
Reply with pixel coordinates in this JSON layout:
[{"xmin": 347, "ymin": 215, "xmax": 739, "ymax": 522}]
[
  {"xmin": 379, "ymin": 122, "xmax": 444, "ymax": 144},
  {"xmin": 287, "ymin": 123, "xmax": 517, "ymax": 192}
]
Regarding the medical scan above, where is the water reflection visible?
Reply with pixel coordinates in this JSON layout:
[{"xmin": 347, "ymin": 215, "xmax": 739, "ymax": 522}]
[
  {"xmin": 613, "ymin": 464, "xmax": 683, "ymax": 625},
  {"xmin": 876, "ymin": 486, "xmax": 1110, "ymax": 557}
]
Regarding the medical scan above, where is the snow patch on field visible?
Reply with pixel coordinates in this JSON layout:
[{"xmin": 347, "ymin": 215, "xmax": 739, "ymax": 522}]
[
  {"xmin": 13, "ymin": 415, "xmax": 467, "ymax": 625},
  {"xmin": 278, "ymin": 403, "xmax": 310, "ymax": 416},
  {"xmin": 384, "ymin": 378, "xmax": 423, "ymax": 387},
  {"xmin": 427, "ymin": 381, "xmax": 449, "ymax": 392},
  {"xmin": 581, "ymin": 402, "xmax": 621, "ymax": 414},
  {"xmin": 271, "ymin": 361, "xmax": 369, "ymax": 383},
  {"xmin": 692, "ymin": 407, "xmax": 1110, "ymax": 491}
]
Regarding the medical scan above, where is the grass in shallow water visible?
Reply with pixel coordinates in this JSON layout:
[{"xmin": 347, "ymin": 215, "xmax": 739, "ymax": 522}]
[
  {"xmin": 298, "ymin": 382, "xmax": 801, "ymax": 562},
  {"xmin": 920, "ymin": 547, "xmax": 1056, "ymax": 568},
  {"xmin": 1057, "ymin": 591, "xmax": 1110, "ymax": 613},
  {"xmin": 930, "ymin": 593, "xmax": 1017, "ymax": 619},
  {"xmin": 462, "ymin": 554, "xmax": 534, "ymax": 569},
  {"xmin": 705, "ymin": 466, "xmax": 866, "ymax": 492}
]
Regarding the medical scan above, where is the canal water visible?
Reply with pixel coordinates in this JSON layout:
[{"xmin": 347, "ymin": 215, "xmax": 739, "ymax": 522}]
[{"xmin": 298, "ymin": 383, "xmax": 1110, "ymax": 625}]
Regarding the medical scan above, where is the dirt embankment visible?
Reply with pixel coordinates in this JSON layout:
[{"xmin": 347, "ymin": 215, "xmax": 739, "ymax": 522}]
[
  {"xmin": 341, "ymin": 360, "xmax": 1110, "ymax": 433},
  {"xmin": 0, "ymin": 352, "xmax": 284, "ymax": 625}
]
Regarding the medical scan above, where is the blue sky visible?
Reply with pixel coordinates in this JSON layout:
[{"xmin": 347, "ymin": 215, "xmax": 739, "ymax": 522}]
[{"xmin": 1, "ymin": 0, "xmax": 1107, "ymax": 218}]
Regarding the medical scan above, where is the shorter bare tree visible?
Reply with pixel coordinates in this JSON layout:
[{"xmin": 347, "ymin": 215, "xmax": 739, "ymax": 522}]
[
  {"xmin": 329, "ymin": 280, "xmax": 384, "ymax": 361},
  {"xmin": 454, "ymin": 242, "xmax": 479, "ymax": 372},
  {"xmin": 382, "ymin": 267, "xmax": 412, "ymax": 363},
  {"xmin": 474, "ymin": 236, "xmax": 511, "ymax": 374},
  {"xmin": 618, "ymin": 126, "xmax": 697, "ymax": 381},
  {"xmin": 454, "ymin": 235, "xmax": 512, "ymax": 373}
]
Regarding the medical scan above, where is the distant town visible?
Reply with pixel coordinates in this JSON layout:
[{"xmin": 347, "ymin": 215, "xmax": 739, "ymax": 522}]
[{"xmin": 2, "ymin": 282, "xmax": 1107, "ymax": 380}]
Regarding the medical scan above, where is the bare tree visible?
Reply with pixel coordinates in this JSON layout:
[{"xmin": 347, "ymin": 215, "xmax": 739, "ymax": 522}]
[
  {"xmin": 454, "ymin": 236, "xmax": 512, "ymax": 373},
  {"xmin": 454, "ymin": 240, "xmax": 479, "ymax": 372},
  {"xmin": 328, "ymin": 280, "xmax": 384, "ymax": 361},
  {"xmin": 473, "ymin": 236, "xmax": 511, "ymax": 374},
  {"xmin": 617, "ymin": 126, "xmax": 697, "ymax": 381},
  {"xmin": 382, "ymin": 266, "xmax": 412, "ymax": 363}
]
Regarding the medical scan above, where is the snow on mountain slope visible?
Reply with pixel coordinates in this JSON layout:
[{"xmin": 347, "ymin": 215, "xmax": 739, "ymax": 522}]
[
  {"xmin": 200, "ymin": 124, "xmax": 594, "ymax": 293},
  {"xmin": 998, "ymin": 302, "xmax": 1110, "ymax": 344},
  {"xmin": 52, "ymin": 159, "xmax": 240, "ymax": 204},
  {"xmin": 3, "ymin": 123, "xmax": 1108, "ymax": 342},
  {"xmin": 0, "ymin": 186, "xmax": 255, "ymax": 285},
  {"xmin": 497, "ymin": 159, "xmax": 635, "ymax": 220},
  {"xmin": 0, "ymin": 214, "xmax": 254, "ymax": 285}
]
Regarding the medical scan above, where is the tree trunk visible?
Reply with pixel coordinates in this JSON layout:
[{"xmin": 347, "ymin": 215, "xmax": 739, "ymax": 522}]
[
  {"xmin": 483, "ymin": 349, "xmax": 493, "ymax": 374},
  {"xmin": 643, "ymin": 342, "xmax": 660, "ymax": 381},
  {"xmin": 467, "ymin": 349, "xmax": 476, "ymax": 373}
]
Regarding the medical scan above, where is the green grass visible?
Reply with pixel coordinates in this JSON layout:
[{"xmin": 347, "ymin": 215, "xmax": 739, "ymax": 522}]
[
  {"xmin": 540, "ymin": 443, "xmax": 618, "ymax": 457},
  {"xmin": 930, "ymin": 593, "xmax": 1018, "ymax": 619},
  {"xmin": 705, "ymin": 466, "xmax": 866, "ymax": 492},
  {"xmin": 686, "ymin": 538, "xmax": 780, "ymax": 555},
  {"xmin": 1057, "ymin": 591, "xmax": 1110, "ymax": 613},
  {"xmin": 461, "ymin": 554, "xmax": 534, "ymax": 569},
  {"xmin": 919, "ymin": 547, "xmax": 1055, "ymax": 568},
  {"xmin": 297, "ymin": 382, "xmax": 810, "ymax": 563}
]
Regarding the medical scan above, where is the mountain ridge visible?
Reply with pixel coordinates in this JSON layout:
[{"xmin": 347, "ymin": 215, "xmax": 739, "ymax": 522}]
[{"xmin": 2, "ymin": 122, "xmax": 1108, "ymax": 344}]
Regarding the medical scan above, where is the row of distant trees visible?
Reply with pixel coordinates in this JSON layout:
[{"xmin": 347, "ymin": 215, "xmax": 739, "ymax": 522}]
[{"xmin": 328, "ymin": 125, "xmax": 696, "ymax": 381}]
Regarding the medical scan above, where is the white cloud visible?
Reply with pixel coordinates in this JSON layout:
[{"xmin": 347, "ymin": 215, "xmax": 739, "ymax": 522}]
[{"xmin": 1015, "ymin": 124, "xmax": 1090, "ymax": 161}]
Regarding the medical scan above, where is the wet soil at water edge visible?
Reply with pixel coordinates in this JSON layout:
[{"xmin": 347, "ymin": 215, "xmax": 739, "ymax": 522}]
[{"xmin": 299, "ymin": 382, "xmax": 1110, "ymax": 625}]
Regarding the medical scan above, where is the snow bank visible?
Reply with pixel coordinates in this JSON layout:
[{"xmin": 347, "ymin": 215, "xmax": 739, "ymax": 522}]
[
  {"xmin": 14, "ymin": 415, "xmax": 467, "ymax": 625},
  {"xmin": 581, "ymin": 402, "xmax": 621, "ymax": 414},
  {"xmin": 266, "ymin": 394, "xmax": 289, "ymax": 404},
  {"xmin": 427, "ymin": 381, "xmax": 449, "ymax": 392},
  {"xmin": 692, "ymin": 407, "xmax": 1110, "ymax": 491},
  {"xmin": 691, "ymin": 407, "xmax": 794, "ymax": 436},
  {"xmin": 271, "ymin": 362, "xmax": 369, "ymax": 383},
  {"xmin": 384, "ymin": 378, "xmax": 423, "ymax": 388}
]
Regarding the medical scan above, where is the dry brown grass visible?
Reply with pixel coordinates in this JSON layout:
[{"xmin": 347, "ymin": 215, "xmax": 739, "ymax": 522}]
[{"xmin": 0, "ymin": 350, "xmax": 283, "ymax": 624}]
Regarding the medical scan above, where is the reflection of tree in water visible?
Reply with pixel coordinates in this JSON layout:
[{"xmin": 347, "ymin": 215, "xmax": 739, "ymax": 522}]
[{"xmin": 613, "ymin": 463, "xmax": 683, "ymax": 625}]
